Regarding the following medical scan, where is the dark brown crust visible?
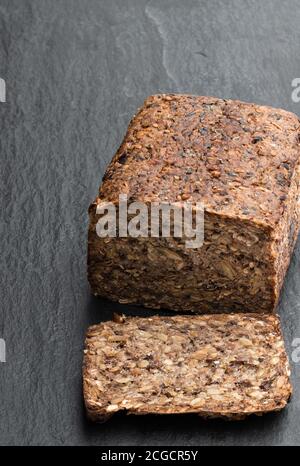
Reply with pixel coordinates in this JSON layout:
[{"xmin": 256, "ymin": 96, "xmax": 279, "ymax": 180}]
[
  {"xmin": 88, "ymin": 94, "xmax": 300, "ymax": 313},
  {"xmin": 97, "ymin": 94, "xmax": 300, "ymax": 224},
  {"xmin": 83, "ymin": 313, "xmax": 292, "ymax": 422}
]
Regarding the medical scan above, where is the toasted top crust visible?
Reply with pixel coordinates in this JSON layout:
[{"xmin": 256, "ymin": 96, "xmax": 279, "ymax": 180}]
[
  {"xmin": 83, "ymin": 313, "xmax": 291, "ymax": 421},
  {"xmin": 98, "ymin": 94, "xmax": 300, "ymax": 227}
]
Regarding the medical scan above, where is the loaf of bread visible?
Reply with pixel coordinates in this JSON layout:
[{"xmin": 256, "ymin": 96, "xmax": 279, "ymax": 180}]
[
  {"xmin": 83, "ymin": 313, "xmax": 291, "ymax": 421},
  {"xmin": 88, "ymin": 94, "xmax": 300, "ymax": 313}
]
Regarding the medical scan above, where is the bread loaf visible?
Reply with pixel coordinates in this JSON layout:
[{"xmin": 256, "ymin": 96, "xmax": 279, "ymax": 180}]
[
  {"xmin": 88, "ymin": 94, "xmax": 300, "ymax": 313},
  {"xmin": 83, "ymin": 313, "xmax": 292, "ymax": 421}
]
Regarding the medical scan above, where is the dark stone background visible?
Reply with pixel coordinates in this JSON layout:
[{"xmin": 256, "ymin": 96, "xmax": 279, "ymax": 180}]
[{"xmin": 0, "ymin": 0, "xmax": 300, "ymax": 446}]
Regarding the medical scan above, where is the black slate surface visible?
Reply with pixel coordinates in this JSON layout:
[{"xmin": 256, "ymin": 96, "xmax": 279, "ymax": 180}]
[{"xmin": 0, "ymin": 0, "xmax": 300, "ymax": 446}]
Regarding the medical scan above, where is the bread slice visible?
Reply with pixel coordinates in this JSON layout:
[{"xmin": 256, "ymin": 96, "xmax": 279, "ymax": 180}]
[
  {"xmin": 88, "ymin": 94, "xmax": 300, "ymax": 314},
  {"xmin": 83, "ymin": 313, "xmax": 292, "ymax": 421}
]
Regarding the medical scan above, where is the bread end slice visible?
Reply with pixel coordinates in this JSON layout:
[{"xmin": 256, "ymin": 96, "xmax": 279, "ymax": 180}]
[{"xmin": 83, "ymin": 313, "xmax": 292, "ymax": 422}]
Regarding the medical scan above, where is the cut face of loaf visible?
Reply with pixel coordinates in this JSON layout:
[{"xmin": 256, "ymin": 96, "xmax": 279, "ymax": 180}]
[
  {"xmin": 83, "ymin": 314, "xmax": 292, "ymax": 421},
  {"xmin": 88, "ymin": 94, "xmax": 300, "ymax": 313}
]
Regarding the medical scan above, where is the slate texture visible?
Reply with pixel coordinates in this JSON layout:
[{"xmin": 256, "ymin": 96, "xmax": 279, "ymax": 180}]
[{"xmin": 0, "ymin": 0, "xmax": 300, "ymax": 446}]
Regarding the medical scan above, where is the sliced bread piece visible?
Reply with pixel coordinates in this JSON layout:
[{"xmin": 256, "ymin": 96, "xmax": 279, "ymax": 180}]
[{"xmin": 83, "ymin": 313, "xmax": 291, "ymax": 421}]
